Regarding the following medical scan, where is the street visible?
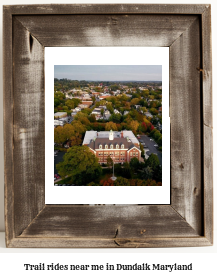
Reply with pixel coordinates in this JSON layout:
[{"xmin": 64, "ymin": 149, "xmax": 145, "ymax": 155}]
[{"xmin": 139, "ymin": 135, "xmax": 162, "ymax": 165}]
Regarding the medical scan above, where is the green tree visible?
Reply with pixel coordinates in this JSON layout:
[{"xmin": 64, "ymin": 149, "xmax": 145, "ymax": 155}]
[
  {"xmin": 140, "ymin": 166, "xmax": 153, "ymax": 180},
  {"xmin": 57, "ymin": 146, "xmax": 102, "ymax": 185},
  {"xmin": 122, "ymin": 162, "xmax": 132, "ymax": 178},
  {"xmin": 130, "ymin": 157, "xmax": 140, "ymax": 172},
  {"xmin": 149, "ymin": 108, "xmax": 158, "ymax": 115},
  {"xmin": 145, "ymin": 153, "xmax": 160, "ymax": 171}
]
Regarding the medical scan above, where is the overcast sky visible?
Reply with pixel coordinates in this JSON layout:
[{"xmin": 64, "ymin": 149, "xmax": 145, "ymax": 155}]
[{"xmin": 54, "ymin": 65, "xmax": 162, "ymax": 81}]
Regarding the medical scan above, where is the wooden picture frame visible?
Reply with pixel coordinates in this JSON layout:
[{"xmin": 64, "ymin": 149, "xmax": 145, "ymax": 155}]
[{"xmin": 3, "ymin": 4, "xmax": 213, "ymax": 248}]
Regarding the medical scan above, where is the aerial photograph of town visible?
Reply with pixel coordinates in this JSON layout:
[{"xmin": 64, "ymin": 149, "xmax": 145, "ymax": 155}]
[{"xmin": 54, "ymin": 65, "xmax": 162, "ymax": 186}]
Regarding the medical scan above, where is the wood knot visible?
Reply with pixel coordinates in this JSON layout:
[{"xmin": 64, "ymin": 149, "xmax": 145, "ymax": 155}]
[
  {"xmin": 179, "ymin": 163, "xmax": 184, "ymax": 169},
  {"xmin": 140, "ymin": 229, "xmax": 146, "ymax": 234},
  {"xmin": 194, "ymin": 187, "xmax": 198, "ymax": 195}
]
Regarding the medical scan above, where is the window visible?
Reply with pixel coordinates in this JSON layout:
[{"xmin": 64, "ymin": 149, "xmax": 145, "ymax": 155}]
[
  {"xmin": 121, "ymin": 144, "xmax": 124, "ymax": 149},
  {"xmin": 130, "ymin": 152, "xmax": 132, "ymax": 156},
  {"xmin": 115, "ymin": 152, "xmax": 119, "ymax": 156},
  {"xmin": 133, "ymin": 152, "xmax": 135, "ymax": 156},
  {"xmin": 105, "ymin": 144, "xmax": 108, "ymax": 149},
  {"xmin": 110, "ymin": 144, "xmax": 113, "ymax": 149},
  {"xmin": 104, "ymin": 152, "xmax": 108, "ymax": 156},
  {"xmin": 99, "ymin": 144, "xmax": 102, "ymax": 149},
  {"xmin": 116, "ymin": 144, "xmax": 119, "ymax": 149},
  {"xmin": 121, "ymin": 152, "xmax": 124, "ymax": 156},
  {"xmin": 136, "ymin": 152, "xmax": 138, "ymax": 156},
  {"xmin": 110, "ymin": 152, "xmax": 114, "ymax": 156}
]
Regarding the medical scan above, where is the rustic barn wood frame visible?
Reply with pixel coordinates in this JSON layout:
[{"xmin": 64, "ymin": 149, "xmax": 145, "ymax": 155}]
[{"xmin": 3, "ymin": 4, "xmax": 212, "ymax": 248}]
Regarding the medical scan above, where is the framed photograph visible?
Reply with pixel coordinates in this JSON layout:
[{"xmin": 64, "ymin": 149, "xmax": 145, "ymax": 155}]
[
  {"xmin": 4, "ymin": 4, "xmax": 213, "ymax": 247},
  {"xmin": 46, "ymin": 47, "xmax": 170, "ymax": 205}
]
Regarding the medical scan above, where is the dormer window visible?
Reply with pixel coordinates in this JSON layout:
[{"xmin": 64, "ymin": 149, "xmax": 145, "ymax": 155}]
[
  {"xmin": 116, "ymin": 144, "xmax": 119, "ymax": 149},
  {"xmin": 121, "ymin": 144, "xmax": 124, "ymax": 149},
  {"xmin": 105, "ymin": 144, "xmax": 108, "ymax": 149},
  {"xmin": 110, "ymin": 144, "xmax": 113, "ymax": 149},
  {"xmin": 99, "ymin": 144, "xmax": 102, "ymax": 149}
]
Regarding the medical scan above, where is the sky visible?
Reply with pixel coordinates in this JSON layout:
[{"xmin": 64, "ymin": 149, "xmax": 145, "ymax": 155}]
[{"xmin": 54, "ymin": 65, "xmax": 162, "ymax": 81}]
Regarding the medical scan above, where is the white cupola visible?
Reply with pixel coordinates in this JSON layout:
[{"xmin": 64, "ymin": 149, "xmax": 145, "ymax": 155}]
[{"xmin": 109, "ymin": 130, "xmax": 114, "ymax": 140}]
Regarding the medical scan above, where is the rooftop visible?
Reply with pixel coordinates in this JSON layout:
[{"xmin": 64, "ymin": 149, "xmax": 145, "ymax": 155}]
[{"xmin": 82, "ymin": 130, "xmax": 140, "ymax": 145}]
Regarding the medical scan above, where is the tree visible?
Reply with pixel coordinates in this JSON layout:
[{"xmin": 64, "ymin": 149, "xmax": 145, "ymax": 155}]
[
  {"xmin": 106, "ymin": 103, "xmax": 114, "ymax": 114},
  {"xmin": 105, "ymin": 121, "xmax": 118, "ymax": 131},
  {"xmin": 145, "ymin": 154, "xmax": 160, "ymax": 171},
  {"xmin": 130, "ymin": 157, "xmax": 140, "ymax": 172},
  {"xmin": 89, "ymin": 114, "xmax": 96, "ymax": 122},
  {"xmin": 129, "ymin": 120, "xmax": 139, "ymax": 132},
  {"xmin": 153, "ymin": 165, "xmax": 162, "ymax": 182},
  {"xmin": 149, "ymin": 108, "xmax": 158, "ymax": 115},
  {"xmin": 106, "ymin": 156, "xmax": 113, "ymax": 170},
  {"xmin": 110, "ymin": 113, "xmax": 122, "ymax": 123},
  {"xmin": 122, "ymin": 162, "xmax": 132, "ymax": 178},
  {"xmin": 140, "ymin": 166, "xmax": 153, "ymax": 180},
  {"xmin": 56, "ymin": 146, "xmax": 102, "ymax": 185},
  {"xmin": 54, "ymin": 126, "xmax": 65, "ymax": 145},
  {"xmin": 114, "ymin": 177, "xmax": 130, "ymax": 186},
  {"xmin": 71, "ymin": 121, "xmax": 86, "ymax": 135},
  {"xmin": 140, "ymin": 143, "xmax": 145, "ymax": 158},
  {"xmin": 130, "ymin": 98, "xmax": 140, "ymax": 106}
]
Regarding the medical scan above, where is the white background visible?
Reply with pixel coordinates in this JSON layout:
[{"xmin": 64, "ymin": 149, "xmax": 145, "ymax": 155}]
[
  {"xmin": 0, "ymin": 0, "xmax": 216, "ymax": 277},
  {"xmin": 46, "ymin": 47, "xmax": 170, "ymax": 204}
]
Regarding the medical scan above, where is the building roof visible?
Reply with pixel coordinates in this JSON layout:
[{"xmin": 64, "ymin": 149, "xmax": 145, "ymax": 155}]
[
  {"xmin": 83, "ymin": 130, "xmax": 140, "ymax": 152},
  {"xmin": 83, "ymin": 130, "xmax": 140, "ymax": 145},
  {"xmin": 54, "ymin": 112, "xmax": 67, "ymax": 117},
  {"xmin": 89, "ymin": 137, "xmax": 139, "ymax": 151}
]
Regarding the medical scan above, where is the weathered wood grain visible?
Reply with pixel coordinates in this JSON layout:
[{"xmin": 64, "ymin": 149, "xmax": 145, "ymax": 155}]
[
  {"xmin": 3, "ymin": 4, "xmax": 213, "ymax": 248},
  {"xmin": 170, "ymin": 17, "xmax": 202, "ymax": 234},
  {"xmin": 8, "ymin": 236, "xmax": 212, "ymax": 248},
  {"xmin": 12, "ymin": 17, "xmax": 45, "ymax": 237},
  {"xmin": 201, "ymin": 6, "xmax": 213, "ymax": 244},
  {"xmin": 3, "ymin": 7, "xmax": 14, "ymax": 247},
  {"xmin": 203, "ymin": 125, "xmax": 213, "ymax": 244},
  {"xmin": 20, "ymin": 205, "xmax": 199, "ymax": 238},
  {"xmin": 4, "ymin": 4, "xmax": 207, "ymax": 15},
  {"xmin": 16, "ymin": 15, "xmax": 197, "ymax": 47},
  {"xmin": 202, "ymin": 6, "xmax": 212, "ymax": 129}
]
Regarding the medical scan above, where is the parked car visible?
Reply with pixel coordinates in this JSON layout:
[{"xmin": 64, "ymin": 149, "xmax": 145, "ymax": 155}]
[{"xmin": 154, "ymin": 144, "xmax": 158, "ymax": 147}]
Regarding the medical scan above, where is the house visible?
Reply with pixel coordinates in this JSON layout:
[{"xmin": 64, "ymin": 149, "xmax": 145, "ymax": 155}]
[
  {"xmin": 83, "ymin": 130, "xmax": 141, "ymax": 164},
  {"xmin": 54, "ymin": 119, "xmax": 64, "ymax": 127},
  {"xmin": 114, "ymin": 109, "xmax": 121, "ymax": 115},
  {"xmin": 90, "ymin": 108, "xmax": 102, "ymax": 120},
  {"xmin": 81, "ymin": 100, "xmax": 93, "ymax": 107},
  {"xmin": 144, "ymin": 112, "xmax": 153, "ymax": 118},
  {"xmin": 98, "ymin": 93, "xmax": 111, "ymax": 100},
  {"xmin": 134, "ymin": 105, "xmax": 141, "ymax": 110},
  {"xmin": 54, "ymin": 112, "xmax": 67, "ymax": 119},
  {"xmin": 104, "ymin": 110, "xmax": 111, "ymax": 120}
]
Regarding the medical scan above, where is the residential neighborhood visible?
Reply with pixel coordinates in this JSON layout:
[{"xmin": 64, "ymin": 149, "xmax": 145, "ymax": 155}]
[{"xmin": 54, "ymin": 66, "xmax": 162, "ymax": 186}]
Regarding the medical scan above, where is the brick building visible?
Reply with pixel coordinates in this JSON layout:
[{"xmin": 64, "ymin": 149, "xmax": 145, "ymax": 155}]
[{"xmin": 83, "ymin": 130, "xmax": 141, "ymax": 164}]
